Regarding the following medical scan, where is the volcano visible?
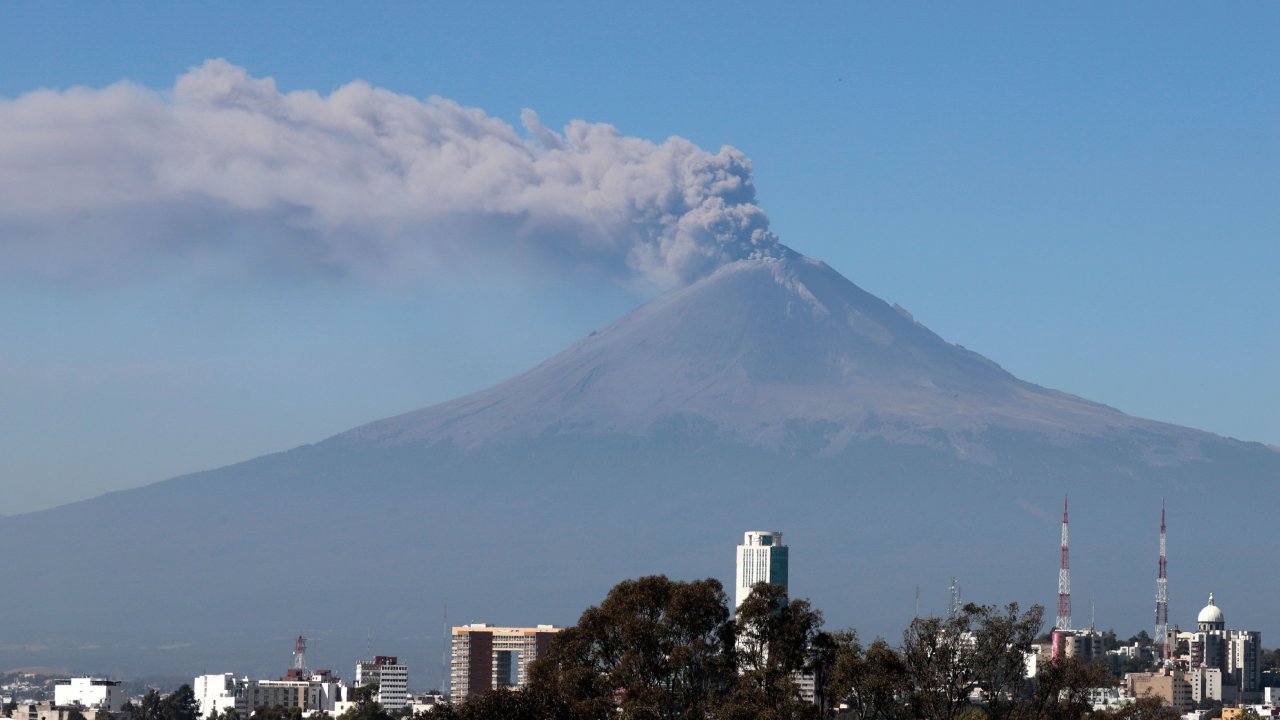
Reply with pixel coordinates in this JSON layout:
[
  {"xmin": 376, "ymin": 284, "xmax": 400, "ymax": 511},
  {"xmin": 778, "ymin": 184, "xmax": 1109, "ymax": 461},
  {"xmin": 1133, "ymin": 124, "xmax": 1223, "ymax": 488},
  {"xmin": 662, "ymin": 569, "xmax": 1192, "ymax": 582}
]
[
  {"xmin": 1, "ymin": 254, "xmax": 1275, "ymax": 685},
  {"xmin": 341, "ymin": 255, "xmax": 1206, "ymax": 461}
]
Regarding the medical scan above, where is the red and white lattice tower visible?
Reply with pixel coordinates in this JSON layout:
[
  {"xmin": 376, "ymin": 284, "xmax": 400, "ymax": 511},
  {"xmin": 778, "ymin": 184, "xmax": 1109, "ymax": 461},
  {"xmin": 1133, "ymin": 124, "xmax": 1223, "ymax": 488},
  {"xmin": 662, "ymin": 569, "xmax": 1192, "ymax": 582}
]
[
  {"xmin": 1055, "ymin": 496, "xmax": 1072, "ymax": 630},
  {"xmin": 294, "ymin": 635, "xmax": 308, "ymax": 672},
  {"xmin": 1155, "ymin": 500, "xmax": 1169, "ymax": 659}
]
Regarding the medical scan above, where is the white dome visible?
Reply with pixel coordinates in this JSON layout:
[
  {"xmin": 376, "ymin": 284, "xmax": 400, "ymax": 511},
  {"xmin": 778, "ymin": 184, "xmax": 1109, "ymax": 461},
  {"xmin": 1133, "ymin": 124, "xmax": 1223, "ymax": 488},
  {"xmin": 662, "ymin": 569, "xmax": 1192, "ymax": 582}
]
[{"xmin": 1197, "ymin": 593, "xmax": 1224, "ymax": 625}]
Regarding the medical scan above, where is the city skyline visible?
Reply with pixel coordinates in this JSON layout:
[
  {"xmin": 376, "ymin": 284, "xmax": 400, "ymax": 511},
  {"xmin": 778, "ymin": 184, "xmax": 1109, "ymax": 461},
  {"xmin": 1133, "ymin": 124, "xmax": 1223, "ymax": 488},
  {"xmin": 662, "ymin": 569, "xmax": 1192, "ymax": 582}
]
[{"xmin": 2, "ymin": 3, "xmax": 1276, "ymax": 701}]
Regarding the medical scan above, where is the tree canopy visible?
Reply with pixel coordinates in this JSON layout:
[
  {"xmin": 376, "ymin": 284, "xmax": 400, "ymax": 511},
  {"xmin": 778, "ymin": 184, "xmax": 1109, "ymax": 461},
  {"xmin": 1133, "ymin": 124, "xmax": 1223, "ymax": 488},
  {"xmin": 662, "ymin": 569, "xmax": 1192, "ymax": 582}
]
[{"xmin": 417, "ymin": 575, "xmax": 1174, "ymax": 720}]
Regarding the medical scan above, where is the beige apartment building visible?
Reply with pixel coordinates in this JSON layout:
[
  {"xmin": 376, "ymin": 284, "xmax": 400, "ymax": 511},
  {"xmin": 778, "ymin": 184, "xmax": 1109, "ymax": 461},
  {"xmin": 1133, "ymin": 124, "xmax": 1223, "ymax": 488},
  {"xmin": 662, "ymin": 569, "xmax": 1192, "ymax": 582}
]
[
  {"xmin": 449, "ymin": 623, "xmax": 562, "ymax": 702},
  {"xmin": 1127, "ymin": 667, "xmax": 1194, "ymax": 713}
]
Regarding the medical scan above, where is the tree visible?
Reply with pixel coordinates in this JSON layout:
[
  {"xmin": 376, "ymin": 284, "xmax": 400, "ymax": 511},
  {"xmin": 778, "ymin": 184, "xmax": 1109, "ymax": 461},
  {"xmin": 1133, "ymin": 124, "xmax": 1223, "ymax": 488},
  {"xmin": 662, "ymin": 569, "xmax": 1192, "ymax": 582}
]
[
  {"xmin": 136, "ymin": 690, "xmax": 164, "ymax": 720},
  {"xmin": 807, "ymin": 629, "xmax": 861, "ymax": 717},
  {"xmin": 66, "ymin": 710, "xmax": 87, "ymax": 720},
  {"xmin": 717, "ymin": 582, "xmax": 824, "ymax": 720},
  {"xmin": 530, "ymin": 575, "xmax": 735, "ymax": 720},
  {"xmin": 901, "ymin": 613, "xmax": 977, "ymax": 720},
  {"xmin": 1017, "ymin": 657, "xmax": 1113, "ymax": 720},
  {"xmin": 338, "ymin": 700, "xmax": 390, "ymax": 720},
  {"xmin": 898, "ymin": 603, "xmax": 1045, "ymax": 720},
  {"xmin": 823, "ymin": 635, "xmax": 908, "ymax": 720},
  {"xmin": 337, "ymin": 681, "xmax": 392, "ymax": 720},
  {"xmin": 966, "ymin": 603, "xmax": 1042, "ymax": 720},
  {"xmin": 414, "ymin": 688, "xmax": 569, "ymax": 720},
  {"xmin": 162, "ymin": 685, "xmax": 199, "ymax": 720},
  {"xmin": 1126, "ymin": 631, "xmax": 1153, "ymax": 647}
]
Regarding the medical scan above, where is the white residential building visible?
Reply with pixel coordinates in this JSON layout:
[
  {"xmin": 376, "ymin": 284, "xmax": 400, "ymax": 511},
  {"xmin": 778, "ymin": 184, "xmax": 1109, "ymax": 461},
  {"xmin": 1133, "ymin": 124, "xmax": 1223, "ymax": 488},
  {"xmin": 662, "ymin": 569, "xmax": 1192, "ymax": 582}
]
[
  {"xmin": 195, "ymin": 674, "xmax": 248, "ymax": 718},
  {"xmin": 53, "ymin": 679, "xmax": 125, "ymax": 712},
  {"xmin": 193, "ymin": 672, "xmax": 349, "ymax": 717},
  {"xmin": 1086, "ymin": 687, "xmax": 1135, "ymax": 713},
  {"xmin": 1190, "ymin": 667, "xmax": 1223, "ymax": 705},
  {"xmin": 735, "ymin": 531, "xmax": 789, "ymax": 609}
]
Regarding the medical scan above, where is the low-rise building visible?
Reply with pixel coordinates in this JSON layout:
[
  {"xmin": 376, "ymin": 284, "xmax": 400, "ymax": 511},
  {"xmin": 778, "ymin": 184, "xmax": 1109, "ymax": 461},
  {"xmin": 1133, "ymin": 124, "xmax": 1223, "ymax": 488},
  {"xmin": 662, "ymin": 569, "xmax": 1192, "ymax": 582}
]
[
  {"xmin": 1265, "ymin": 687, "xmax": 1280, "ymax": 706},
  {"xmin": 1127, "ymin": 667, "xmax": 1194, "ymax": 714},
  {"xmin": 11, "ymin": 701, "xmax": 130, "ymax": 720},
  {"xmin": 194, "ymin": 671, "xmax": 349, "ymax": 717},
  {"xmin": 408, "ymin": 692, "xmax": 446, "ymax": 715},
  {"xmin": 1087, "ymin": 687, "xmax": 1135, "ymax": 713},
  {"xmin": 53, "ymin": 679, "xmax": 125, "ymax": 713}
]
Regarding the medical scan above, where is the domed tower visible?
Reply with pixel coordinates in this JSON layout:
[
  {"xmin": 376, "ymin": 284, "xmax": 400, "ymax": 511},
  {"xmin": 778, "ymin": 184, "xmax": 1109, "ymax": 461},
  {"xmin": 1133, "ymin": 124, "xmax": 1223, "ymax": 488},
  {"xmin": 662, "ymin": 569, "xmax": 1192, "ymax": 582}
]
[{"xmin": 1197, "ymin": 593, "xmax": 1225, "ymax": 632}]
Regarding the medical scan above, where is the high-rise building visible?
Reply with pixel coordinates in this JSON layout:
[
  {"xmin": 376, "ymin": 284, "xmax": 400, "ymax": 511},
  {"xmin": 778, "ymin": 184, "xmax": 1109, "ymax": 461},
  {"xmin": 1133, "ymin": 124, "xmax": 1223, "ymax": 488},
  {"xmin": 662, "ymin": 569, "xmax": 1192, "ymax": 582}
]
[
  {"xmin": 356, "ymin": 656, "xmax": 409, "ymax": 709},
  {"xmin": 449, "ymin": 624, "xmax": 562, "ymax": 703},
  {"xmin": 735, "ymin": 531, "xmax": 788, "ymax": 609},
  {"xmin": 1179, "ymin": 594, "xmax": 1262, "ymax": 703},
  {"xmin": 734, "ymin": 531, "xmax": 812, "ymax": 704}
]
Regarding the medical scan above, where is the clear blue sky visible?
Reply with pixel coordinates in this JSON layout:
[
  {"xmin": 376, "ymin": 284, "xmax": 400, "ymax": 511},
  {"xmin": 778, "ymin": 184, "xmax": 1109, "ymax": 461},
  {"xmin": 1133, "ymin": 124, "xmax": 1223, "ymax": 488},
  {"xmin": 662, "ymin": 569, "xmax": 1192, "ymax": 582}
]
[{"xmin": 2, "ymin": 2, "xmax": 1277, "ymax": 514}]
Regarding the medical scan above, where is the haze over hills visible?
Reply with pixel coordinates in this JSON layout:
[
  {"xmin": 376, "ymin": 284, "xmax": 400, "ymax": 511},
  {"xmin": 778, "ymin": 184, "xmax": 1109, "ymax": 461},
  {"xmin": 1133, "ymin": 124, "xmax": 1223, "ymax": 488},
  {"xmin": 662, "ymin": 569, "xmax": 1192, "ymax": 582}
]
[{"xmin": 1, "ymin": 252, "xmax": 1275, "ymax": 688}]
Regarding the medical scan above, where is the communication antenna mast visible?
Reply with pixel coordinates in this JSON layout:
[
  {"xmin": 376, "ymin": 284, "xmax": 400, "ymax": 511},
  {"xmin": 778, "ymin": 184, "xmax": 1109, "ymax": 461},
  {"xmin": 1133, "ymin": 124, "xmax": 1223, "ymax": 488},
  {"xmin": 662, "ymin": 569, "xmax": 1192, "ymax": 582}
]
[
  {"xmin": 294, "ymin": 635, "xmax": 308, "ymax": 673},
  {"xmin": 442, "ymin": 604, "xmax": 449, "ymax": 695},
  {"xmin": 914, "ymin": 585, "xmax": 920, "ymax": 619},
  {"xmin": 1155, "ymin": 500, "xmax": 1169, "ymax": 659},
  {"xmin": 1055, "ymin": 496, "xmax": 1073, "ymax": 630},
  {"xmin": 948, "ymin": 577, "xmax": 963, "ymax": 619}
]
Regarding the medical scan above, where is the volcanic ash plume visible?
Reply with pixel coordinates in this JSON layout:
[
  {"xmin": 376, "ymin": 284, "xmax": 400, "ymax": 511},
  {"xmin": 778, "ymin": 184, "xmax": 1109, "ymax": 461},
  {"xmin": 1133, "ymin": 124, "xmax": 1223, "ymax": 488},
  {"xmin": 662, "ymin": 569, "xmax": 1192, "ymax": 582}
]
[{"xmin": 0, "ymin": 59, "xmax": 787, "ymax": 287}]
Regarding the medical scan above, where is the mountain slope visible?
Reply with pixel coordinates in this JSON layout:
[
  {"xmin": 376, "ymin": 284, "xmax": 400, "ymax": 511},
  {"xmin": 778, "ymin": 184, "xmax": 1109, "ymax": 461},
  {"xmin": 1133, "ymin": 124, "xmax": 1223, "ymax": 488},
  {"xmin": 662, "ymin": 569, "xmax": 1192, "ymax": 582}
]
[
  {"xmin": 343, "ymin": 255, "xmax": 1207, "ymax": 464},
  {"xmin": 0, "ymin": 254, "xmax": 1274, "ymax": 686}
]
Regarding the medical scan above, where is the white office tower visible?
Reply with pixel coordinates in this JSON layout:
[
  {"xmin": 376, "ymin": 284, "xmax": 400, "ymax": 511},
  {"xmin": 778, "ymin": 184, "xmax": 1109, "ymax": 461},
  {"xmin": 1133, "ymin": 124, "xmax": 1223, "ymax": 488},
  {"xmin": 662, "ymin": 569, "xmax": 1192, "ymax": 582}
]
[
  {"xmin": 356, "ymin": 656, "xmax": 409, "ymax": 709},
  {"xmin": 735, "ymin": 531, "xmax": 789, "ymax": 609},
  {"xmin": 734, "ymin": 531, "xmax": 811, "ymax": 703}
]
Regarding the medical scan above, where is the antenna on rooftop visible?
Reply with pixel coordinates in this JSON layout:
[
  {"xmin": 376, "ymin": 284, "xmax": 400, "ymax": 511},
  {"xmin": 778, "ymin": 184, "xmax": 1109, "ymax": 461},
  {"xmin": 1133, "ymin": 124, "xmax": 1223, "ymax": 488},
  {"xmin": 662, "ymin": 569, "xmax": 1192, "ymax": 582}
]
[
  {"xmin": 294, "ymin": 635, "xmax": 308, "ymax": 673},
  {"xmin": 914, "ymin": 585, "xmax": 920, "ymax": 619}
]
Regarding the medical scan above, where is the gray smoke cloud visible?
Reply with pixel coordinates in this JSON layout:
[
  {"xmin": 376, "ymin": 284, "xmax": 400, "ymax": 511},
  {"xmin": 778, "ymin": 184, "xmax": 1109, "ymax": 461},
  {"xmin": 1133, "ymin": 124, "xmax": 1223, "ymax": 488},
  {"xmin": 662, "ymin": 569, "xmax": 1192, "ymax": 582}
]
[{"xmin": 0, "ymin": 59, "xmax": 786, "ymax": 288}]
